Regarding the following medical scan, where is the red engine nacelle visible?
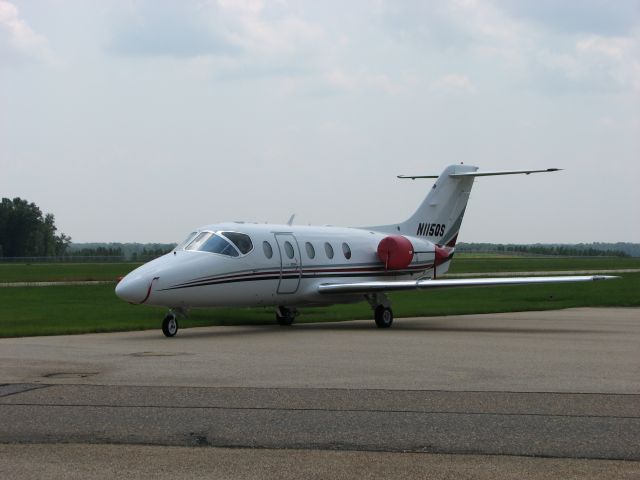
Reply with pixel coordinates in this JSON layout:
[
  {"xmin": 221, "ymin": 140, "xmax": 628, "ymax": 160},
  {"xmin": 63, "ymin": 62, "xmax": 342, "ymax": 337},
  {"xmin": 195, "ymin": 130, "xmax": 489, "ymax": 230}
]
[{"xmin": 377, "ymin": 235, "xmax": 414, "ymax": 270}]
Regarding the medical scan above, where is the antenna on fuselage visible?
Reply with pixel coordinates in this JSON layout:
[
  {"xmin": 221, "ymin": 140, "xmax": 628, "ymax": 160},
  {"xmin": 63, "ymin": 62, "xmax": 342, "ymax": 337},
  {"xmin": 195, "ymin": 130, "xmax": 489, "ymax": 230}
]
[{"xmin": 287, "ymin": 214, "xmax": 296, "ymax": 226}]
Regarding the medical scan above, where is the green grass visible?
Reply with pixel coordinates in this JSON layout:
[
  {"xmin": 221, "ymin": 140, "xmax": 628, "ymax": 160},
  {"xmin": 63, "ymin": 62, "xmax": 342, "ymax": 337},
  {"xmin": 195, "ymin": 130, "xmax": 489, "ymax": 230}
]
[
  {"xmin": 0, "ymin": 273, "xmax": 638, "ymax": 337},
  {"xmin": 448, "ymin": 254, "xmax": 640, "ymax": 273},
  {"xmin": 0, "ymin": 263, "xmax": 139, "ymax": 283}
]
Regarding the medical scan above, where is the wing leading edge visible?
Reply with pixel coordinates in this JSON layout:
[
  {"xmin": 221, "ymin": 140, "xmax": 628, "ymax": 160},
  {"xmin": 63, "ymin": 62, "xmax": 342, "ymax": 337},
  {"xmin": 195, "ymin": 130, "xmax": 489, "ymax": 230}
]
[{"xmin": 317, "ymin": 275, "xmax": 617, "ymax": 295}]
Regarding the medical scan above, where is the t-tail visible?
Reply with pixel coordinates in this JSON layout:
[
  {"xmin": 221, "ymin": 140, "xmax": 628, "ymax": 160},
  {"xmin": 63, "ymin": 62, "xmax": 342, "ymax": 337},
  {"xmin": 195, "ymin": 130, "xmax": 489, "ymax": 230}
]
[{"xmin": 369, "ymin": 164, "xmax": 562, "ymax": 248}]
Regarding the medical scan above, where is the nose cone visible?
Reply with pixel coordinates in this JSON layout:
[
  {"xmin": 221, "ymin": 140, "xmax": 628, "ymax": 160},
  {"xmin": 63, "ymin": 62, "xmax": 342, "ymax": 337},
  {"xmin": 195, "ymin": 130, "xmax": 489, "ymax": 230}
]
[{"xmin": 115, "ymin": 274, "xmax": 152, "ymax": 304}]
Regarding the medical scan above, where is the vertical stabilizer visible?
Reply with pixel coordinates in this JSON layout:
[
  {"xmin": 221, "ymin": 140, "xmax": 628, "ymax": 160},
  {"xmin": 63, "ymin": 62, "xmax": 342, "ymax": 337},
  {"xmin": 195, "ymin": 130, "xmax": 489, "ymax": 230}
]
[
  {"xmin": 368, "ymin": 165, "xmax": 561, "ymax": 247},
  {"xmin": 369, "ymin": 164, "xmax": 478, "ymax": 247}
]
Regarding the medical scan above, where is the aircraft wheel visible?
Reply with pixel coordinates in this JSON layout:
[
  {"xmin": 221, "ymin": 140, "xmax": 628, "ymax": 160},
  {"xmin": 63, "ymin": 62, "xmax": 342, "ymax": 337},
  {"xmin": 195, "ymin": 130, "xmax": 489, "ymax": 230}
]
[
  {"xmin": 276, "ymin": 307, "xmax": 295, "ymax": 326},
  {"xmin": 162, "ymin": 313, "xmax": 179, "ymax": 337},
  {"xmin": 374, "ymin": 306, "xmax": 393, "ymax": 328}
]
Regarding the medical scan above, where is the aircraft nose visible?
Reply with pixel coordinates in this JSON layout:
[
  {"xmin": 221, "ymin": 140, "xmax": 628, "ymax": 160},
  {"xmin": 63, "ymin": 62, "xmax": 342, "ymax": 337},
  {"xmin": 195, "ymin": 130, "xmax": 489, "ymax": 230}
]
[{"xmin": 115, "ymin": 274, "xmax": 155, "ymax": 304}]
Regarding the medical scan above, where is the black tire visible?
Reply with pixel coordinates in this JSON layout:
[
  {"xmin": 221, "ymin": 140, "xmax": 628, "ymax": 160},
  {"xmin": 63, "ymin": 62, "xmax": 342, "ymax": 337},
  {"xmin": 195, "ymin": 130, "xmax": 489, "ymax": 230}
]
[
  {"xmin": 276, "ymin": 307, "xmax": 295, "ymax": 326},
  {"xmin": 374, "ymin": 306, "xmax": 393, "ymax": 328},
  {"xmin": 162, "ymin": 314, "xmax": 178, "ymax": 337}
]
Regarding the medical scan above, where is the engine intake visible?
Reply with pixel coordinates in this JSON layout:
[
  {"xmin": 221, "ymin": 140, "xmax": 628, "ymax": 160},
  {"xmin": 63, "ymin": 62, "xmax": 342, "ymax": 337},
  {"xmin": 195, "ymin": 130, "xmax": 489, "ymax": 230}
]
[{"xmin": 377, "ymin": 235, "xmax": 414, "ymax": 270}]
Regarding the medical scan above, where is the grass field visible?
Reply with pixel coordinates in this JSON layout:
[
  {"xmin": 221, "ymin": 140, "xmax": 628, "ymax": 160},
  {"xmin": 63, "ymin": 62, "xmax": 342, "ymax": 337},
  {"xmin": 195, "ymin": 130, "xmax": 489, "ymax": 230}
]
[
  {"xmin": 0, "ymin": 263, "xmax": 134, "ymax": 283},
  {"xmin": 447, "ymin": 255, "xmax": 640, "ymax": 273},
  {"xmin": 0, "ymin": 255, "xmax": 638, "ymax": 337}
]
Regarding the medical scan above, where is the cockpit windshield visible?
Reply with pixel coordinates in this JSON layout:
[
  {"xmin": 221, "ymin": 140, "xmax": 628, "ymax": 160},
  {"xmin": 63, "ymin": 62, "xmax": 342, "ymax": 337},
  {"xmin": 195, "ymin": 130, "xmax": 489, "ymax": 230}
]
[
  {"xmin": 185, "ymin": 232, "xmax": 239, "ymax": 257},
  {"xmin": 174, "ymin": 231, "xmax": 198, "ymax": 251}
]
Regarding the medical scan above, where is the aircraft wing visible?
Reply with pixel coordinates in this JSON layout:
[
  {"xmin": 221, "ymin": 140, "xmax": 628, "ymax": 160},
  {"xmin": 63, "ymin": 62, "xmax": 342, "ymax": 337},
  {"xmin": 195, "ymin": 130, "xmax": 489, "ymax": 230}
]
[{"xmin": 317, "ymin": 275, "xmax": 616, "ymax": 295}]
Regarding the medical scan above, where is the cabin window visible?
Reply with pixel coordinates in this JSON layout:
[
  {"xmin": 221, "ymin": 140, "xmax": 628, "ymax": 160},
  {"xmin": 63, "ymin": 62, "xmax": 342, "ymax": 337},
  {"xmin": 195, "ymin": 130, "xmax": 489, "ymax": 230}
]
[
  {"xmin": 342, "ymin": 242, "xmax": 352, "ymax": 260},
  {"xmin": 305, "ymin": 242, "xmax": 315, "ymax": 259},
  {"xmin": 324, "ymin": 242, "xmax": 334, "ymax": 259},
  {"xmin": 175, "ymin": 231, "xmax": 197, "ymax": 251},
  {"xmin": 284, "ymin": 241, "xmax": 295, "ymax": 259},
  {"xmin": 263, "ymin": 241, "xmax": 273, "ymax": 259},
  {"xmin": 221, "ymin": 231, "xmax": 253, "ymax": 255},
  {"xmin": 186, "ymin": 232, "xmax": 239, "ymax": 257}
]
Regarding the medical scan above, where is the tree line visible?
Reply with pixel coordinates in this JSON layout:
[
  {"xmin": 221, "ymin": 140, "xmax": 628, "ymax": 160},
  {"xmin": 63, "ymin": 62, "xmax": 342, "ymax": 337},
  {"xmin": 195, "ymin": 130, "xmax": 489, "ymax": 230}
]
[
  {"xmin": 67, "ymin": 244, "xmax": 176, "ymax": 261},
  {"xmin": 457, "ymin": 242, "xmax": 631, "ymax": 257},
  {"xmin": 2, "ymin": 197, "xmax": 636, "ymax": 260},
  {"xmin": 0, "ymin": 198, "xmax": 71, "ymax": 257}
]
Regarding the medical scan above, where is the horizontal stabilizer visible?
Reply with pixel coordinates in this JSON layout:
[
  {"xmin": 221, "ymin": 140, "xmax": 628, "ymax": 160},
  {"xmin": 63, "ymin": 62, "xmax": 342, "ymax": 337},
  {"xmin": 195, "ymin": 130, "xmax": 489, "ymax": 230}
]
[
  {"xmin": 449, "ymin": 168, "xmax": 561, "ymax": 178},
  {"xmin": 397, "ymin": 174, "xmax": 439, "ymax": 179},
  {"xmin": 318, "ymin": 275, "xmax": 617, "ymax": 295},
  {"xmin": 398, "ymin": 168, "xmax": 561, "ymax": 180}
]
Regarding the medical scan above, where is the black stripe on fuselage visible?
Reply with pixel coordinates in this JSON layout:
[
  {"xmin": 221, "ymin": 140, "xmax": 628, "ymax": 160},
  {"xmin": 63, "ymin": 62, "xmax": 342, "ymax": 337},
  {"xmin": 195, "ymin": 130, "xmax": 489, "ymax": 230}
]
[
  {"xmin": 168, "ymin": 262, "xmax": 434, "ymax": 289},
  {"xmin": 160, "ymin": 264, "xmax": 434, "ymax": 291}
]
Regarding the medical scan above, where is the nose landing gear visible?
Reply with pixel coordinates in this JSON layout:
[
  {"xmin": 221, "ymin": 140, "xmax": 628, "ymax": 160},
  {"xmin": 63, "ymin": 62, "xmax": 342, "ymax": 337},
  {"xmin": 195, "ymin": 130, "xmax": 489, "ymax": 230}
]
[{"xmin": 161, "ymin": 307, "xmax": 189, "ymax": 337}]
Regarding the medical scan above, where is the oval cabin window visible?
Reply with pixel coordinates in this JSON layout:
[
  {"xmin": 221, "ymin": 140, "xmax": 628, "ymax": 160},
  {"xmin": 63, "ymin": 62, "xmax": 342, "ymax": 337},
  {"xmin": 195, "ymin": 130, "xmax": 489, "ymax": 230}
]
[
  {"xmin": 324, "ymin": 242, "xmax": 334, "ymax": 259},
  {"xmin": 284, "ymin": 241, "xmax": 295, "ymax": 259},
  {"xmin": 305, "ymin": 242, "xmax": 315, "ymax": 259},
  {"xmin": 263, "ymin": 241, "xmax": 273, "ymax": 259}
]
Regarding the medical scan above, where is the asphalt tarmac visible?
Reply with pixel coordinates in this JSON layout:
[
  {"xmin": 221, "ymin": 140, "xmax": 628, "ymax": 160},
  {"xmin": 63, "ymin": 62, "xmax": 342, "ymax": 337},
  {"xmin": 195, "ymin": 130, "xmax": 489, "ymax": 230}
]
[{"xmin": 1, "ymin": 308, "xmax": 639, "ymax": 478}]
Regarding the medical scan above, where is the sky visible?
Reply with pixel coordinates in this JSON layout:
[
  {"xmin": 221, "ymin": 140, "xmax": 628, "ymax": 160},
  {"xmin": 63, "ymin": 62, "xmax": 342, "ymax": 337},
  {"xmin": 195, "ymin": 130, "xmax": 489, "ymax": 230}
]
[{"xmin": 1, "ymin": 0, "xmax": 639, "ymax": 243}]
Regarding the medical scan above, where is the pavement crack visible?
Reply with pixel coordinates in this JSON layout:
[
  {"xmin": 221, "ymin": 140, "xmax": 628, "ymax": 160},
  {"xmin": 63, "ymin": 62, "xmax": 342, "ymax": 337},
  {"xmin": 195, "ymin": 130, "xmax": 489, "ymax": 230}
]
[
  {"xmin": 1, "ymin": 402, "xmax": 637, "ymax": 420},
  {"xmin": 0, "ymin": 384, "xmax": 51, "ymax": 398}
]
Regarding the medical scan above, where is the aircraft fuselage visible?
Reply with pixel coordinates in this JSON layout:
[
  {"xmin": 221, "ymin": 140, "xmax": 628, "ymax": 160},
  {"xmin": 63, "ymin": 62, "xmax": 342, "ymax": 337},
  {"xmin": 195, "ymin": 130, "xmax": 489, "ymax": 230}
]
[{"xmin": 116, "ymin": 222, "xmax": 439, "ymax": 309}]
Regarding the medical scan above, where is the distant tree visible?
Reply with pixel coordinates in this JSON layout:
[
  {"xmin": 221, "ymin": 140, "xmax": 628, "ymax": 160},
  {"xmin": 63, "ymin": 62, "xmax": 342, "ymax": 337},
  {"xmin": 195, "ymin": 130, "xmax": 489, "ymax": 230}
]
[{"xmin": 0, "ymin": 198, "xmax": 71, "ymax": 257}]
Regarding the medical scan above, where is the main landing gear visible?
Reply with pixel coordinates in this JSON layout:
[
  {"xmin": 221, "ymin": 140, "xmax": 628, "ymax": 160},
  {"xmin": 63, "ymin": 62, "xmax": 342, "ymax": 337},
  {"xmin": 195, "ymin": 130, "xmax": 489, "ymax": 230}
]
[
  {"xmin": 367, "ymin": 293, "xmax": 394, "ymax": 328},
  {"xmin": 276, "ymin": 306, "xmax": 298, "ymax": 326}
]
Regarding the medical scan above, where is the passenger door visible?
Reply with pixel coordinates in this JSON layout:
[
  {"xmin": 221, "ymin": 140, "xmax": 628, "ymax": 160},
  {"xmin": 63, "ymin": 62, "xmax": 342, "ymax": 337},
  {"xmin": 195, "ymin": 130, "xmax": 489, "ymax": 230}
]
[{"xmin": 274, "ymin": 233, "xmax": 302, "ymax": 294}]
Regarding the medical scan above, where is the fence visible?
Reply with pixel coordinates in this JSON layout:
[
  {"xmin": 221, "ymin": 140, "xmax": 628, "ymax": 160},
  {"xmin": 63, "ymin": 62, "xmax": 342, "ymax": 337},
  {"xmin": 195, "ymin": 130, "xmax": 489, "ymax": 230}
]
[{"xmin": 0, "ymin": 255, "xmax": 162, "ymax": 263}]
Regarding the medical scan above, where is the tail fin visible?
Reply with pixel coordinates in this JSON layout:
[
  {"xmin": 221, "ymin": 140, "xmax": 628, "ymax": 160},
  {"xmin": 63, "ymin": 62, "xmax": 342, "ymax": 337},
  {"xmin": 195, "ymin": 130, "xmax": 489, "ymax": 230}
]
[
  {"xmin": 369, "ymin": 165, "xmax": 560, "ymax": 246},
  {"xmin": 402, "ymin": 164, "xmax": 478, "ymax": 246}
]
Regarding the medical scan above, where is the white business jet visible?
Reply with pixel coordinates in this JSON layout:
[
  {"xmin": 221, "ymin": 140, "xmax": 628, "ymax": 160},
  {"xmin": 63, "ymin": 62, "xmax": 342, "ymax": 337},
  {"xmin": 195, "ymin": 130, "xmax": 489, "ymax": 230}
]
[{"xmin": 115, "ymin": 164, "xmax": 614, "ymax": 337}]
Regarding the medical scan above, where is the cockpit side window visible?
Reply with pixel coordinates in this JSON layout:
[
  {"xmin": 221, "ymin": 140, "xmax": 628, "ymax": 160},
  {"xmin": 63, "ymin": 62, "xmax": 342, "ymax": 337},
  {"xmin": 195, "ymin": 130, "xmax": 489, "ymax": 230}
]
[
  {"xmin": 186, "ymin": 232, "xmax": 239, "ymax": 257},
  {"xmin": 175, "ymin": 231, "xmax": 198, "ymax": 251},
  {"xmin": 221, "ymin": 232, "xmax": 253, "ymax": 255},
  {"xmin": 200, "ymin": 234, "xmax": 239, "ymax": 257}
]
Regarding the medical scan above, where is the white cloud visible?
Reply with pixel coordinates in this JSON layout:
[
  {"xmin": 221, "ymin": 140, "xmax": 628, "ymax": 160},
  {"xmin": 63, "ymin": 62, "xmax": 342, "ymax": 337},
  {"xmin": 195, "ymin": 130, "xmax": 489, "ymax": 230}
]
[
  {"xmin": 325, "ymin": 69, "xmax": 410, "ymax": 95},
  {"xmin": 225, "ymin": 14, "xmax": 325, "ymax": 57},
  {"xmin": 326, "ymin": 69, "xmax": 358, "ymax": 90},
  {"xmin": 574, "ymin": 34, "xmax": 640, "ymax": 94},
  {"xmin": 431, "ymin": 73, "xmax": 476, "ymax": 94},
  {"xmin": 111, "ymin": 1, "xmax": 325, "ymax": 60},
  {"xmin": 577, "ymin": 35, "xmax": 633, "ymax": 59},
  {"xmin": 0, "ymin": 0, "xmax": 52, "ymax": 63},
  {"xmin": 110, "ymin": 1, "xmax": 330, "ymax": 83},
  {"xmin": 379, "ymin": 1, "xmax": 639, "ymax": 96},
  {"xmin": 449, "ymin": 0, "xmax": 521, "ymax": 43},
  {"xmin": 216, "ymin": 0, "xmax": 265, "ymax": 16}
]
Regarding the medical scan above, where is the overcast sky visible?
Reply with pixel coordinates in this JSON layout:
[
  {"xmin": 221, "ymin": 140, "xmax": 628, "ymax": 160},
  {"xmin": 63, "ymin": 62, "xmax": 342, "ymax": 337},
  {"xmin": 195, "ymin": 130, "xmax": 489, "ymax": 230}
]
[{"xmin": 1, "ymin": 0, "xmax": 639, "ymax": 243}]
